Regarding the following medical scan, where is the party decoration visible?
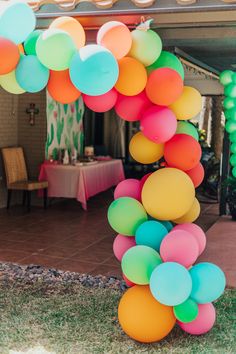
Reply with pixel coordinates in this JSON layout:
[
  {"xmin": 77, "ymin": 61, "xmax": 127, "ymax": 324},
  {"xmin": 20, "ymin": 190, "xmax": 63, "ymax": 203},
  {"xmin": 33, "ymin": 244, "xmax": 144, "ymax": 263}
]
[
  {"xmin": 224, "ymin": 83, "xmax": 236, "ymax": 98},
  {"xmin": 220, "ymin": 70, "xmax": 234, "ymax": 86},
  {"xmin": 147, "ymin": 50, "xmax": 184, "ymax": 79},
  {"xmin": 129, "ymin": 132, "xmax": 164, "ymax": 164},
  {"xmin": 150, "ymin": 262, "xmax": 192, "ymax": 306},
  {"xmin": 223, "ymin": 97, "xmax": 236, "ymax": 110},
  {"xmin": 135, "ymin": 220, "xmax": 168, "ymax": 252},
  {"xmin": 82, "ymin": 89, "xmax": 118, "ymax": 112},
  {"xmin": 113, "ymin": 234, "xmax": 136, "ymax": 262},
  {"xmin": 115, "ymin": 57, "xmax": 147, "ymax": 96},
  {"xmin": 173, "ymin": 198, "xmax": 200, "ymax": 224},
  {"xmin": 140, "ymin": 105, "xmax": 177, "ymax": 143},
  {"xmin": 24, "ymin": 30, "xmax": 43, "ymax": 55},
  {"xmin": 0, "ymin": 70, "xmax": 25, "ymax": 94},
  {"xmin": 118, "ymin": 286, "xmax": 176, "ymax": 343},
  {"xmin": 173, "ymin": 223, "xmax": 206, "ymax": 255},
  {"xmin": 159, "ymin": 221, "xmax": 173, "ymax": 232},
  {"xmin": 185, "ymin": 163, "xmax": 205, "ymax": 188},
  {"xmin": 121, "ymin": 245, "xmax": 162, "ymax": 285},
  {"xmin": 176, "ymin": 121, "xmax": 199, "ymax": 141},
  {"xmin": 169, "ymin": 86, "xmax": 202, "ymax": 120},
  {"xmin": 174, "ymin": 299, "xmax": 199, "ymax": 323},
  {"xmin": 114, "ymin": 91, "xmax": 151, "ymax": 121},
  {"xmin": 0, "ymin": 37, "xmax": 20, "ymax": 75},
  {"xmin": 108, "ymin": 197, "xmax": 147, "ymax": 236},
  {"xmin": 97, "ymin": 21, "xmax": 132, "ymax": 59},
  {"xmin": 114, "ymin": 179, "xmax": 141, "ymax": 201},
  {"xmin": 70, "ymin": 44, "xmax": 119, "ymax": 96},
  {"xmin": 146, "ymin": 68, "xmax": 183, "ymax": 106},
  {"xmin": 140, "ymin": 173, "xmax": 152, "ymax": 190},
  {"xmin": 123, "ymin": 274, "xmax": 135, "ymax": 287}
]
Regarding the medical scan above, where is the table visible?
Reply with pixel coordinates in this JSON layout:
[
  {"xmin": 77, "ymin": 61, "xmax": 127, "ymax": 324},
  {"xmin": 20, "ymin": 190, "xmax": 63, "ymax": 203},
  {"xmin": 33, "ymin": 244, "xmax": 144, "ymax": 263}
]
[{"xmin": 39, "ymin": 160, "xmax": 125, "ymax": 210}]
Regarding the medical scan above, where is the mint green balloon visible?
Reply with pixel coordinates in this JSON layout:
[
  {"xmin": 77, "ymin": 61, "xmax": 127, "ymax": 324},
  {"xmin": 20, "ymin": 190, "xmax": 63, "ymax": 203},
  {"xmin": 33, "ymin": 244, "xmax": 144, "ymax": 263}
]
[
  {"xmin": 220, "ymin": 70, "xmax": 234, "ymax": 86},
  {"xmin": 230, "ymin": 131, "xmax": 236, "ymax": 143},
  {"xmin": 176, "ymin": 121, "xmax": 199, "ymax": 141},
  {"xmin": 230, "ymin": 154, "xmax": 236, "ymax": 166},
  {"xmin": 0, "ymin": 70, "xmax": 25, "ymax": 94},
  {"xmin": 223, "ymin": 97, "xmax": 236, "ymax": 110},
  {"xmin": 24, "ymin": 29, "xmax": 43, "ymax": 55},
  {"xmin": 225, "ymin": 121, "xmax": 236, "ymax": 134},
  {"xmin": 224, "ymin": 84, "xmax": 236, "ymax": 98},
  {"xmin": 121, "ymin": 245, "xmax": 162, "ymax": 285},
  {"xmin": 108, "ymin": 197, "xmax": 148, "ymax": 236},
  {"xmin": 174, "ymin": 298, "xmax": 199, "ymax": 323},
  {"xmin": 230, "ymin": 143, "xmax": 236, "ymax": 154},
  {"xmin": 147, "ymin": 51, "xmax": 184, "ymax": 79}
]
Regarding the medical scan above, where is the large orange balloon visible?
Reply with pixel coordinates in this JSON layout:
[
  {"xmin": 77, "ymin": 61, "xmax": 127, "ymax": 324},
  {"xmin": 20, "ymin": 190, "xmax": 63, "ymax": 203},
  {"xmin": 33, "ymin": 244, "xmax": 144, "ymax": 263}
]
[
  {"xmin": 118, "ymin": 285, "xmax": 176, "ymax": 343},
  {"xmin": 47, "ymin": 70, "xmax": 81, "ymax": 104},
  {"xmin": 146, "ymin": 68, "xmax": 183, "ymax": 106},
  {"xmin": 115, "ymin": 57, "xmax": 147, "ymax": 96},
  {"xmin": 0, "ymin": 37, "xmax": 20, "ymax": 75},
  {"xmin": 172, "ymin": 198, "xmax": 200, "ymax": 224},
  {"xmin": 129, "ymin": 132, "xmax": 164, "ymax": 164}
]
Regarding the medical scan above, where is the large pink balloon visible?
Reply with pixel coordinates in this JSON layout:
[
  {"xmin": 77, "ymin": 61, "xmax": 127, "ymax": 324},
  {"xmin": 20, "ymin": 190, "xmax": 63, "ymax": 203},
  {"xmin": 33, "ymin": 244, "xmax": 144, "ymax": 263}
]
[
  {"xmin": 173, "ymin": 223, "xmax": 206, "ymax": 255},
  {"xmin": 114, "ymin": 179, "xmax": 142, "ymax": 201},
  {"xmin": 160, "ymin": 230, "xmax": 199, "ymax": 268},
  {"xmin": 82, "ymin": 88, "xmax": 118, "ymax": 112},
  {"xmin": 178, "ymin": 303, "xmax": 216, "ymax": 335},
  {"xmin": 140, "ymin": 105, "xmax": 177, "ymax": 143},
  {"xmin": 114, "ymin": 91, "xmax": 151, "ymax": 121},
  {"xmin": 113, "ymin": 234, "xmax": 136, "ymax": 261}
]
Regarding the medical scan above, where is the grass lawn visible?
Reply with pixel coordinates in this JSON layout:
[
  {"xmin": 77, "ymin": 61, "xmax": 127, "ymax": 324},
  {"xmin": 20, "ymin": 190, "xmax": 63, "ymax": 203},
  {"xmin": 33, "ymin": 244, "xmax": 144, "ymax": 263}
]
[{"xmin": 0, "ymin": 281, "xmax": 235, "ymax": 354}]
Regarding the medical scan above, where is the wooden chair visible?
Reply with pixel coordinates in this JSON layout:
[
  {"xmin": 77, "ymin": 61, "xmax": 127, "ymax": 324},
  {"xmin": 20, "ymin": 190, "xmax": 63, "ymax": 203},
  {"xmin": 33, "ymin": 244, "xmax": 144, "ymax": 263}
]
[{"xmin": 1, "ymin": 147, "xmax": 48, "ymax": 211}]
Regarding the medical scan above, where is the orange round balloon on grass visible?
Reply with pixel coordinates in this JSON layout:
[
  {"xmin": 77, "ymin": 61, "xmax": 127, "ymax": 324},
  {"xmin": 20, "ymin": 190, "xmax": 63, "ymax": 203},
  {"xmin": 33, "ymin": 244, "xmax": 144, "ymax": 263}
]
[
  {"xmin": 0, "ymin": 37, "xmax": 20, "ymax": 75},
  {"xmin": 118, "ymin": 285, "xmax": 176, "ymax": 343}
]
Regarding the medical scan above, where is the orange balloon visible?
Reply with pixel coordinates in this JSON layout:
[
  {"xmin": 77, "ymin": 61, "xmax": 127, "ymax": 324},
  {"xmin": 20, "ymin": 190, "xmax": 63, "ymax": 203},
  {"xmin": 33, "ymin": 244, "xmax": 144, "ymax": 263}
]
[
  {"xmin": 115, "ymin": 57, "xmax": 147, "ymax": 96},
  {"xmin": 185, "ymin": 163, "xmax": 205, "ymax": 188},
  {"xmin": 18, "ymin": 43, "xmax": 25, "ymax": 54},
  {"xmin": 118, "ymin": 285, "xmax": 176, "ymax": 343},
  {"xmin": 172, "ymin": 198, "xmax": 200, "ymax": 224},
  {"xmin": 47, "ymin": 70, "xmax": 81, "ymax": 104},
  {"xmin": 49, "ymin": 16, "xmax": 85, "ymax": 49},
  {"xmin": 0, "ymin": 37, "xmax": 20, "ymax": 75},
  {"xmin": 146, "ymin": 68, "xmax": 183, "ymax": 106}
]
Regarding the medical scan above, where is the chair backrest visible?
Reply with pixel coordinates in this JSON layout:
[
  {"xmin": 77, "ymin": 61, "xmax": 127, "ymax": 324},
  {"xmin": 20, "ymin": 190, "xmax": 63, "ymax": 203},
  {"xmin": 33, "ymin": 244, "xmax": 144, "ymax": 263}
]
[{"xmin": 1, "ymin": 147, "xmax": 28, "ymax": 187}]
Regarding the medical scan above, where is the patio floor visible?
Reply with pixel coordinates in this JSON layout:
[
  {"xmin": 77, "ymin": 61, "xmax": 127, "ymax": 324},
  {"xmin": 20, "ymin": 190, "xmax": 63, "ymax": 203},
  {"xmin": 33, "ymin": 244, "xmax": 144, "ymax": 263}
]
[{"xmin": 0, "ymin": 191, "xmax": 235, "ymax": 287}]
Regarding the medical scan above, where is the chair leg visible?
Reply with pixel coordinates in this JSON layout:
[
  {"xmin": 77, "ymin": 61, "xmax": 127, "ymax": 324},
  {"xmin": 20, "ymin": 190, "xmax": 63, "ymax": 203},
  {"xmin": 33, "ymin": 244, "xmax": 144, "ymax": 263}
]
[
  {"xmin": 43, "ymin": 188, "xmax": 48, "ymax": 210},
  {"xmin": 22, "ymin": 191, "xmax": 26, "ymax": 206},
  {"xmin": 7, "ymin": 190, "xmax": 12, "ymax": 209},
  {"xmin": 26, "ymin": 191, "xmax": 31, "ymax": 212}
]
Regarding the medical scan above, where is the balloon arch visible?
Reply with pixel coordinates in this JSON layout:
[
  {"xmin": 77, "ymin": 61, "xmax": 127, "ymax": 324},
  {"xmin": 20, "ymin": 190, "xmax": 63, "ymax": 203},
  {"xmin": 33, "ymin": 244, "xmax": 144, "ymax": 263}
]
[{"xmin": 0, "ymin": 1, "xmax": 226, "ymax": 343}]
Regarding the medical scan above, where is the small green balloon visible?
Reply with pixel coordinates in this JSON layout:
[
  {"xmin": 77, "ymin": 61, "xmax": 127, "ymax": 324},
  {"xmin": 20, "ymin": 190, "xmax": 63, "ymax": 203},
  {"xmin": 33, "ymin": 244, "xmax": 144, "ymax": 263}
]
[
  {"xmin": 174, "ymin": 298, "xmax": 199, "ymax": 323},
  {"xmin": 146, "ymin": 50, "xmax": 184, "ymax": 79},
  {"xmin": 230, "ymin": 154, "xmax": 236, "ymax": 166},
  {"xmin": 121, "ymin": 245, "xmax": 162, "ymax": 285},
  {"xmin": 176, "ymin": 121, "xmax": 199, "ymax": 141},
  {"xmin": 224, "ymin": 83, "xmax": 236, "ymax": 98},
  {"xmin": 220, "ymin": 70, "xmax": 234, "ymax": 86},
  {"xmin": 24, "ymin": 29, "xmax": 43, "ymax": 55},
  {"xmin": 223, "ymin": 97, "xmax": 236, "ymax": 110},
  {"xmin": 230, "ymin": 143, "xmax": 236, "ymax": 154},
  {"xmin": 108, "ymin": 197, "xmax": 148, "ymax": 236},
  {"xmin": 229, "ymin": 131, "xmax": 236, "ymax": 143},
  {"xmin": 232, "ymin": 166, "xmax": 236, "ymax": 178},
  {"xmin": 224, "ymin": 107, "xmax": 236, "ymax": 121},
  {"xmin": 225, "ymin": 121, "xmax": 236, "ymax": 134}
]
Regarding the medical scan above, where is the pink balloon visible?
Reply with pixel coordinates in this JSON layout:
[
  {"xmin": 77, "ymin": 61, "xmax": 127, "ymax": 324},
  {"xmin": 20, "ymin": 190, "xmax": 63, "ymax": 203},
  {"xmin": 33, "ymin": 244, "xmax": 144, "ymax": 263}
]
[
  {"xmin": 140, "ymin": 173, "xmax": 152, "ymax": 190},
  {"xmin": 173, "ymin": 223, "xmax": 206, "ymax": 255},
  {"xmin": 113, "ymin": 234, "xmax": 136, "ymax": 261},
  {"xmin": 114, "ymin": 179, "xmax": 142, "ymax": 201},
  {"xmin": 178, "ymin": 303, "xmax": 216, "ymax": 335},
  {"xmin": 114, "ymin": 91, "xmax": 152, "ymax": 121},
  {"xmin": 82, "ymin": 88, "xmax": 118, "ymax": 112},
  {"xmin": 140, "ymin": 105, "xmax": 177, "ymax": 143},
  {"xmin": 123, "ymin": 273, "xmax": 135, "ymax": 287},
  {"xmin": 160, "ymin": 230, "xmax": 199, "ymax": 268}
]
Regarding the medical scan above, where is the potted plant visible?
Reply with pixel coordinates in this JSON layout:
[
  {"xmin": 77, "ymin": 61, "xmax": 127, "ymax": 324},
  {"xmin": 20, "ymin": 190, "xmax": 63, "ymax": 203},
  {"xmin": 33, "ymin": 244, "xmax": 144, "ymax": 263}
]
[{"xmin": 222, "ymin": 176, "xmax": 236, "ymax": 220}]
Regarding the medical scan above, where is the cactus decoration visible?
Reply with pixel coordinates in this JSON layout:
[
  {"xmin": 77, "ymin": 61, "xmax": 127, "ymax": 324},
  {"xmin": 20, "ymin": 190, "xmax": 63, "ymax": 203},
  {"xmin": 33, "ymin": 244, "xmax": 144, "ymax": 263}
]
[{"xmin": 45, "ymin": 123, "xmax": 54, "ymax": 159}]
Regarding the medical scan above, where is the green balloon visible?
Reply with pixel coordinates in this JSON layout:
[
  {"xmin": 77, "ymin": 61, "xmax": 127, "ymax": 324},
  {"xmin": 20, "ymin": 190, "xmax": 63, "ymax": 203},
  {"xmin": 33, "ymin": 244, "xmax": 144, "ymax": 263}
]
[
  {"xmin": 223, "ymin": 97, "xmax": 236, "ymax": 110},
  {"xmin": 24, "ymin": 29, "xmax": 43, "ymax": 55},
  {"xmin": 224, "ymin": 83, "xmax": 236, "ymax": 98},
  {"xmin": 232, "ymin": 166, "xmax": 236, "ymax": 178},
  {"xmin": 230, "ymin": 143, "xmax": 236, "ymax": 154},
  {"xmin": 230, "ymin": 154, "xmax": 236, "ymax": 166},
  {"xmin": 146, "ymin": 50, "xmax": 184, "ymax": 79},
  {"xmin": 176, "ymin": 121, "xmax": 199, "ymax": 141},
  {"xmin": 220, "ymin": 70, "xmax": 234, "ymax": 86},
  {"xmin": 224, "ymin": 107, "xmax": 236, "ymax": 121},
  {"xmin": 225, "ymin": 121, "xmax": 236, "ymax": 134},
  {"xmin": 174, "ymin": 298, "xmax": 199, "ymax": 323},
  {"xmin": 0, "ymin": 70, "xmax": 25, "ymax": 94},
  {"xmin": 230, "ymin": 131, "xmax": 236, "ymax": 143},
  {"xmin": 108, "ymin": 197, "xmax": 148, "ymax": 236},
  {"xmin": 121, "ymin": 245, "xmax": 162, "ymax": 285}
]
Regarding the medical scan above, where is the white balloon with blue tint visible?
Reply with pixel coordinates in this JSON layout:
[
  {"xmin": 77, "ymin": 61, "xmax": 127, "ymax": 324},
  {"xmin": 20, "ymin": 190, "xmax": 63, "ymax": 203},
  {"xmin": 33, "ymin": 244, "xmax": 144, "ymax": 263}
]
[{"xmin": 135, "ymin": 220, "xmax": 168, "ymax": 252}]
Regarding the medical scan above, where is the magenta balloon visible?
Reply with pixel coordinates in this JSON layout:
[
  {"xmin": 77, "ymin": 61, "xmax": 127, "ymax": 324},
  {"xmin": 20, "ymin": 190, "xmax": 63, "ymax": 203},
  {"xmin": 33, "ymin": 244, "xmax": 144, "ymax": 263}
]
[
  {"xmin": 114, "ymin": 179, "xmax": 142, "ymax": 201},
  {"xmin": 178, "ymin": 303, "xmax": 216, "ymax": 335},
  {"xmin": 114, "ymin": 91, "xmax": 152, "ymax": 121},
  {"xmin": 160, "ymin": 230, "xmax": 199, "ymax": 268},
  {"xmin": 140, "ymin": 172, "xmax": 152, "ymax": 190},
  {"xmin": 113, "ymin": 234, "xmax": 136, "ymax": 261},
  {"xmin": 140, "ymin": 105, "xmax": 177, "ymax": 143},
  {"xmin": 82, "ymin": 88, "xmax": 118, "ymax": 112},
  {"xmin": 173, "ymin": 223, "xmax": 206, "ymax": 255}
]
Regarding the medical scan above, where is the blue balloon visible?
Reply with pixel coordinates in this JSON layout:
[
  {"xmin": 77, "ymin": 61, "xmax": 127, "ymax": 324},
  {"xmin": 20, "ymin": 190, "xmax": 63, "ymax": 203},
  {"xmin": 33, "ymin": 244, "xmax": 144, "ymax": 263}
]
[
  {"xmin": 150, "ymin": 262, "xmax": 192, "ymax": 306},
  {"xmin": 190, "ymin": 262, "xmax": 226, "ymax": 304},
  {"xmin": 135, "ymin": 220, "xmax": 168, "ymax": 251},
  {"xmin": 159, "ymin": 220, "xmax": 173, "ymax": 232},
  {"xmin": 0, "ymin": 1, "xmax": 36, "ymax": 44},
  {"xmin": 16, "ymin": 55, "xmax": 49, "ymax": 93},
  {"xmin": 69, "ymin": 44, "xmax": 119, "ymax": 96}
]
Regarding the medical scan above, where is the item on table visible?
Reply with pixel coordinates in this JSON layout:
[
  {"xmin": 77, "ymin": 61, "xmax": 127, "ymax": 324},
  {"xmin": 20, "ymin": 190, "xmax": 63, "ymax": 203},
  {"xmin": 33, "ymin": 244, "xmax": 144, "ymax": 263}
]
[
  {"xmin": 84, "ymin": 146, "xmax": 94, "ymax": 157},
  {"xmin": 63, "ymin": 150, "xmax": 70, "ymax": 165}
]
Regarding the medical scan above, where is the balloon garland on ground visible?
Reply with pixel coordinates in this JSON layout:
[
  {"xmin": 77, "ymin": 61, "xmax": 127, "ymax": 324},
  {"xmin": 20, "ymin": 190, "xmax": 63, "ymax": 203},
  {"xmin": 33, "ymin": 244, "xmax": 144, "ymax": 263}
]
[{"xmin": 0, "ymin": 1, "xmax": 226, "ymax": 343}]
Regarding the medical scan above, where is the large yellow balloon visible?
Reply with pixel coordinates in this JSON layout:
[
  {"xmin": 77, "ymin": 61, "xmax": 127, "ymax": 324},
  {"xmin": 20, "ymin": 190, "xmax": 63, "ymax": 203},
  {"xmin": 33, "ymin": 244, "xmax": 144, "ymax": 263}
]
[
  {"xmin": 142, "ymin": 168, "xmax": 195, "ymax": 220},
  {"xmin": 129, "ymin": 132, "xmax": 164, "ymax": 164},
  {"xmin": 172, "ymin": 198, "xmax": 200, "ymax": 224},
  {"xmin": 0, "ymin": 70, "xmax": 25, "ymax": 94},
  {"xmin": 169, "ymin": 86, "xmax": 202, "ymax": 120}
]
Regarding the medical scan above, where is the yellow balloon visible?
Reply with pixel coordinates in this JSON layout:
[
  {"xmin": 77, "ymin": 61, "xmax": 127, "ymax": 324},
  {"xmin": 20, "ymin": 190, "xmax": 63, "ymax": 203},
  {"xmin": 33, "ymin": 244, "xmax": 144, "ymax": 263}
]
[
  {"xmin": 142, "ymin": 168, "xmax": 195, "ymax": 220},
  {"xmin": 169, "ymin": 86, "xmax": 202, "ymax": 120},
  {"xmin": 0, "ymin": 70, "xmax": 25, "ymax": 94},
  {"xmin": 129, "ymin": 132, "xmax": 164, "ymax": 164},
  {"xmin": 172, "ymin": 198, "xmax": 200, "ymax": 224}
]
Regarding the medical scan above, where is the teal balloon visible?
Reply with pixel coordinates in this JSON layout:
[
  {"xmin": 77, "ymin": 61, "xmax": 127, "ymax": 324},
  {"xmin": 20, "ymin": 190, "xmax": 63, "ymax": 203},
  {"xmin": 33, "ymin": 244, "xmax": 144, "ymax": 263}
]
[
  {"xmin": 36, "ymin": 29, "xmax": 76, "ymax": 70},
  {"xmin": 174, "ymin": 298, "xmax": 199, "ymax": 323},
  {"xmin": 108, "ymin": 197, "xmax": 147, "ymax": 236},
  {"xmin": 16, "ymin": 55, "xmax": 49, "ymax": 93},
  {"xmin": 147, "ymin": 51, "xmax": 184, "ymax": 79},
  {"xmin": 159, "ymin": 220, "xmax": 173, "ymax": 232},
  {"xmin": 225, "ymin": 120, "xmax": 236, "ymax": 134},
  {"xmin": 176, "ymin": 121, "xmax": 199, "ymax": 141},
  {"xmin": 220, "ymin": 70, "xmax": 234, "ymax": 86},
  {"xmin": 229, "ymin": 131, "xmax": 236, "ymax": 143},
  {"xmin": 24, "ymin": 30, "xmax": 43, "ymax": 55},
  {"xmin": 232, "ymin": 166, "xmax": 236, "ymax": 178},
  {"xmin": 230, "ymin": 143, "xmax": 236, "ymax": 154},
  {"xmin": 224, "ymin": 83, "xmax": 236, "ymax": 98},
  {"xmin": 190, "ymin": 262, "xmax": 226, "ymax": 304},
  {"xmin": 0, "ymin": 1, "xmax": 36, "ymax": 44},
  {"xmin": 230, "ymin": 154, "xmax": 236, "ymax": 166},
  {"xmin": 150, "ymin": 262, "xmax": 192, "ymax": 306},
  {"xmin": 70, "ymin": 44, "xmax": 118, "ymax": 96},
  {"xmin": 223, "ymin": 97, "xmax": 236, "ymax": 110},
  {"xmin": 121, "ymin": 245, "xmax": 162, "ymax": 285},
  {"xmin": 135, "ymin": 220, "xmax": 168, "ymax": 252}
]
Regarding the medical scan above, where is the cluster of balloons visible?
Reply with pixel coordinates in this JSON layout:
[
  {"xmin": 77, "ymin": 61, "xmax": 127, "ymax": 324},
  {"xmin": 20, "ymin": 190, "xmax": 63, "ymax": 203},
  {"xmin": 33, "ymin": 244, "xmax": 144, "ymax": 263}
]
[{"xmin": 220, "ymin": 70, "xmax": 236, "ymax": 178}]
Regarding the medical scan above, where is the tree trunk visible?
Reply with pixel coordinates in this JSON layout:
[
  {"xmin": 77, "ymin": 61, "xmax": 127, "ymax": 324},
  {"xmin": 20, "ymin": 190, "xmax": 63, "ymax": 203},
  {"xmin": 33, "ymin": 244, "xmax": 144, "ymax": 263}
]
[
  {"xmin": 202, "ymin": 97, "xmax": 211, "ymax": 134},
  {"xmin": 211, "ymin": 96, "xmax": 223, "ymax": 160}
]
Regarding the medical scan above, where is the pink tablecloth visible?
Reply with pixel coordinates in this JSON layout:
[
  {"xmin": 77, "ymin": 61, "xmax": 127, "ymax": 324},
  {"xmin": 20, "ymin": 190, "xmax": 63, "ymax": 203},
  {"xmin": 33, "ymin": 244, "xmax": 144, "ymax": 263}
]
[{"xmin": 39, "ymin": 160, "xmax": 125, "ymax": 210}]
